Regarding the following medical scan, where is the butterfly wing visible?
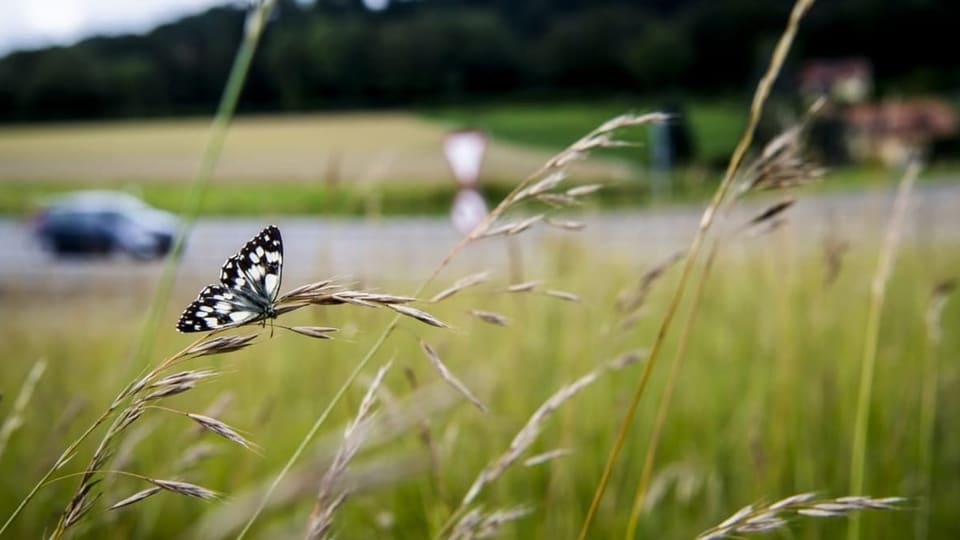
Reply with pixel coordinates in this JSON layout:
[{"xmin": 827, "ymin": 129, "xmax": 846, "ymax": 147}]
[
  {"xmin": 176, "ymin": 225, "xmax": 284, "ymax": 333},
  {"xmin": 176, "ymin": 285, "xmax": 263, "ymax": 332},
  {"xmin": 219, "ymin": 225, "xmax": 283, "ymax": 305}
]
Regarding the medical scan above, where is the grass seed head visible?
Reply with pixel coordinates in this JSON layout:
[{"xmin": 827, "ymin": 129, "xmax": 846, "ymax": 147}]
[
  {"xmin": 290, "ymin": 326, "xmax": 340, "ymax": 340},
  {"xmin": 468, "ymin": 310, "xmax": 511, "ymax": 327},
  {"xmin": 109, "ymin": 487, "xmax": 162, "ymax": 511}
]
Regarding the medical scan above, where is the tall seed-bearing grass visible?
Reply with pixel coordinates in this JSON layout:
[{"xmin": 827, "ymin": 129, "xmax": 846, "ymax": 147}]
[
  {"xmin": 0, "ymin": 0, "xmax": 279, "ymax": 525},
  {"xmin": 237, "ymin": 110, "xmax": 669, "ymax": 536},
  {"xmin": 3, "ymin": 274, "xmax": 446, "ymax": 536},
  {"xmin": 847, "ymin": 161, "xmax": 920, "ymax": 540},
  {"xmin": 624, "ymin": 102, "xmax": 825, "ymax": 538},
  {"xmin": 916, "ymin": 279, "xmax": 955, "ymax": 539},
  {"xmin": 580, "ymin": 0, "xmax": 816, "ymax": 536},
  {"xmin": 0, "ymin": 359, "xmax": 47, "ymax": 462}
]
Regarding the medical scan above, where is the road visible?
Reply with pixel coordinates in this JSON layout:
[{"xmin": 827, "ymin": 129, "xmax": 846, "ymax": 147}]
[{"xmin": 1, "ymin": 182, "xmax": 957, "ymax": 299}]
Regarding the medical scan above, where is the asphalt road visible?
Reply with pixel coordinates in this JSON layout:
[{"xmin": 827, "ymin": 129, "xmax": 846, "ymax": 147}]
[{"xmin": 1, "ymin": 182, "xmax": 958, "ymax": 299}]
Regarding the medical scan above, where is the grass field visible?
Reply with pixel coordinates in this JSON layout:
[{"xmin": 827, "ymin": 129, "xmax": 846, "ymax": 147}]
[
  {"xmin": 1, "ymin": 214, "xmax": 958, "ymax": 538},
  {"xmin": 0, "ymin": 111, "xmax": 631, "ymax": 186},
  {"xmin": 425, "ymin": 99, "xmax": 746, "ymax": 167},
  {"xmin": 0, "ymin": 101, "xmax": 940, "ymax": 218}
]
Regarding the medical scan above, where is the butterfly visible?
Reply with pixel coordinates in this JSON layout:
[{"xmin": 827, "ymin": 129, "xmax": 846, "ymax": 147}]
[{"xmin": 177, "ymin": 225, "xmax": 283, "ymax": 333}]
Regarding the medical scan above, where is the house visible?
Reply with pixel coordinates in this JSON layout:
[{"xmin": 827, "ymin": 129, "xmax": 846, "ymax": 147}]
[
  {"xmin": 844, "ymin": 99, "xmax": 958, "ymax": 166},
  {"xmin": 799, "ymin": 58, "xmax": 872, "ymax": 104}
]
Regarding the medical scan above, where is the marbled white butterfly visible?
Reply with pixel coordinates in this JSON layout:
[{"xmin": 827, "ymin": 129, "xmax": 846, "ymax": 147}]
[{"xmin": 177, "ymin": 225, "xmax": 283, "ymax": 333}]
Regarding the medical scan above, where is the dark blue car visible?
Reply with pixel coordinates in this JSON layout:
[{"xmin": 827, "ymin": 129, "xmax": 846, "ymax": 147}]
[{"xmin": 32, "ymin": 191, "xmax": 179, "ymax": 259}]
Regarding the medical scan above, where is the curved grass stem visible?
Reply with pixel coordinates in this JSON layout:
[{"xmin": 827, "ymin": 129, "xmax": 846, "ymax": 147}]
[
  {"xmin": 847, "ymin": 161, "xmax": 919, "ymax": 540},
  {"xmin": 624, "ymin": 243, "xmax": 719, "ymax": 538},
  {"xmin": 578, "ymin": 1, "xmax": 815, "ymax": 537}
]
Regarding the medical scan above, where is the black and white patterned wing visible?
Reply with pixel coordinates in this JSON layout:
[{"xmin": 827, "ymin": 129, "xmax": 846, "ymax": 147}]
[
  {"xmin": 219, "ymin": 225, "xmax": 283, "ymax": 304},
  {"xmin": 176, "ymin": 285, "xmax": 263, "ymax": 332}
]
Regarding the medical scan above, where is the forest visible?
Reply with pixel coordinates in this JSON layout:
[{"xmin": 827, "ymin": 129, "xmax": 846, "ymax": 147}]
[{"xmin": 0, "ymin": 0, "xmax": 955, "ymax": 121}]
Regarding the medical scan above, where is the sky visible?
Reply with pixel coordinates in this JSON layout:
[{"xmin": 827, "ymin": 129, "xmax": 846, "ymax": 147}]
[{"xmin": 0, "ymin": 0, "xmax": 238, "ymax": 55}]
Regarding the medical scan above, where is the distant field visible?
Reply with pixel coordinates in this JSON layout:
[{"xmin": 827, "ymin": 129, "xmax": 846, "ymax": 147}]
[
  {"xmin": 425, "ymin": 100, "xmax": 747, "ymax": 167},
  {"xmin": 0, "ymin": 111, "xmax": 632, "ymax": 185},
  {"xmin": 0, "ymin": 103, "xmax": 940, "ymax": 218}
]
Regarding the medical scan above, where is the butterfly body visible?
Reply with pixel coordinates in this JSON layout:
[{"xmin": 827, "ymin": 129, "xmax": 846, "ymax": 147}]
[{"xmin": 177, "ymin": 225, "xmax": 283, "ymax": 333}]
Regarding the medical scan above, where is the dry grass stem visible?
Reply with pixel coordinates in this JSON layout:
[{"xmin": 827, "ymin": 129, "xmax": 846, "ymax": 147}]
[
  {"xmin": 288, "ymin": 326, "xmax": 340, "ymax": 340},
  {"xmin": 536, "ymin": 194, "xmax": 580, "ymax": 208},
  {"xmin": 482, "ymin": 215, "xmax": 546, "ymax": 238},
  {"xmin": 926, "ymin": 279, "xmax": 956, "ymax": 343},
  {"xmin": 241, "ymin": 106, "xmax": 667, "ymax": 536},
  {"xmin": 461, "ymin": 356, "xmax": 639, "ymax": 508},
  {"xmin": 149, "ymin": 478, "xmax": 219, "ymax": 500},
  {"xmin": 186, "ymin": 335, "xmax": 258, "ymax": 357},
  {"xmin": 565, "ymin": 183, "xmax": 604, "ymax": 197},
  {"xmin": 142, "ymin": 383, "xmax": 197, "ymax": 401},
  {"xmin": 277, "ymin": 280, "xmax": 335, "ymax": 302},
  {"xmin": 742, "ymin": 198, "xmax": 796, "ymax": 230},
  {"xmin": 468, "ymin": 310, "xmax": 511, "ymax": 327},
  {"xmin": 544, "ymin": 218, "xmax": 587, "ymax": 231},
  {"xmin": 608, "ymin": 350, "xmax": 648, "ymax": 370},
  {"xmin": 615, "ymin": 251, "xmax": 684, "ymax": 314},
  {"xmin": 387, "ymin": 304, "xmax": 450, "ymax": 328},
  {"xmin": 149, "ymin": 370, "xmax": 218, "ymax": 389},
  {"xmin": 736, "ymin": 98, "xmax": 826, "ymax": 198},
  {"xmin": 187, "ymin": 413, "xmax": 256, "ymax": 450},
  {"xmin": 431, "ymin": 272, "xmax": 491, "ymax": 303},
  {"xmin": 62, "ymin": 480, "xmax": 102, "ymax": 528},
  {"xmin": 514, "ymin": 171, "xmax": 568, "ymax": 200},
  {"xmin": 505, "ymin": 280, "xmax": 541, "ymax": 294},
  {"xmin": 449, "ymin": 506, "xmax": 532, "ymax": 540},
  {"xmin": 823, "ymin": 225, "xmax": 850, "ymax": 287},
  {"xmin": 0, "ymin": 359, "xmax": 47, "ymax": 462},
  {"xmin": 108, "ymin": 487, "xmax": 162, "ymax": 511},
  {"xmin": 581, "ymin": 2, "xmax": 816, "ymax": 536},
  {"xmin": 506, "ymin": 214, "xmax": 545, "ymax": 235},
  {"xmin": 697, "ymin": 494, "xmax": 905, "ymax": 539},
  {"xmin": 306, "ymin": 362, "xmax": 391, "ymax": 539},
  {"xmin": 543, "ymin": 290, "xmax": 581, "ymax": 302},
  {"xmin": 402, "ymin": 368, "xmax": 444, "ymax": 503},
  {"xmin": 849, "ymin": 160, "xmax": 920, "ymax": 540},
  {"xmin": 523, "ymin": 448, "xmax": 572, "ymax": 467},
  {"xmin": 420, "ymin": 341, "xmax": 488, "ymax": 413}
]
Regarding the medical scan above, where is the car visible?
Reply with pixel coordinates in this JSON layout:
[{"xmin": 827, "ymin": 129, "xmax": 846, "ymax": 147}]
[{"xmin": 31, "ymin": 191, "xmax": 180, "ymax": 259}]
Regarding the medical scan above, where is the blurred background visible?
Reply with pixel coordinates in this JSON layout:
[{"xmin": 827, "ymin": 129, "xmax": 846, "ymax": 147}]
[
  {"xmin": 1, "ymin": 1, "xmax": 959, "ymax": 538},
  {"xmin": 1, "ymin": 0, "xmax": 958, "ymax": 277}
]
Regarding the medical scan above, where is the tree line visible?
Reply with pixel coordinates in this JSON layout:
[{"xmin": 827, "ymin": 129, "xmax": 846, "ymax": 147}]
[{"xmin": 0, "ymin": 0, "xmax": 955, "ymax": 121}]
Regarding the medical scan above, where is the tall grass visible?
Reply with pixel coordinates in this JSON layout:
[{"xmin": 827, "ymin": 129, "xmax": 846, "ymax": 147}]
[
  {"xmin": 580, "ymin": 0, "xmax": 816, "ymax": 536},
  {"xmin": 1, "ymin": 239, "xmax": 956, "ymax": 537}
]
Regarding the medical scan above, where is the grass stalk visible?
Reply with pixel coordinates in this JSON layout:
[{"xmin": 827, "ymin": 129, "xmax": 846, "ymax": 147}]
[
  {"xmin": 578, "ymin": 1, "xmax": 815, "ymax": 537},
  {"xmin": 0, "ymin": 332, "xmax": 210, "ymax": 536},
  {"xmin": 915, "ymin": 279, "xmax": 954, "ymax": 539},
  {"xmin": 125, "ymin": 0, "xmax": 275, "ymax": 376},
  {"xmin": 624, "ymin": 243, "xmax": 719, "ymax": 538},
  {"xmin": 847, "ymin": 161, "xmax": 920, "ymax": 540},
  {"xmin": 236, "ymin": 112, "xmax": 667, "ymax": 537},
  {"xmin": 11, "ymin": 8, "xmax": 277, "ymax": 531}
]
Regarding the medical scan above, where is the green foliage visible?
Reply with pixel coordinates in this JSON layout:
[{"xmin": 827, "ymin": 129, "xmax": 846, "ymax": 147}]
[{"xmin": 1, "ymin": 1, "xmax": 959, "ymax": 121}]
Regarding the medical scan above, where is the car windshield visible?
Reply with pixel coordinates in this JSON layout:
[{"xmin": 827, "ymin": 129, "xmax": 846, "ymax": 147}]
[{"xmin": 49, "ymin": 191, "xmax": 148, "ymax": 213}]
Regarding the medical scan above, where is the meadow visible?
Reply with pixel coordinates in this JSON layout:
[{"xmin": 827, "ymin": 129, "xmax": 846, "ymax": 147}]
[
  {"xmin": 0, "ymin": 101, "xmax": 912, "ymax": 218},
  {"xmin": 1, "ymin": 220, "xmax": 957, "ymax": 538}
]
